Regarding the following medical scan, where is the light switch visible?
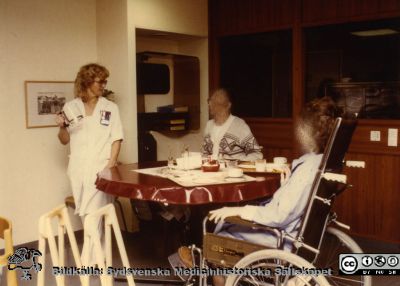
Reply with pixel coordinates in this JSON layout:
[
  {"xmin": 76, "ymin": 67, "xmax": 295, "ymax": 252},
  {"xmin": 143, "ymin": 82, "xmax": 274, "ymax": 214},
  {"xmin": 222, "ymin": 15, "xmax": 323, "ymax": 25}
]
[
  {"xmin": 370, "ymin": 130, "xmax": 381, "ymax": 141},
  {"xmin": 388, "ymin": 128, "xmax": 398, "ymax": 147}
]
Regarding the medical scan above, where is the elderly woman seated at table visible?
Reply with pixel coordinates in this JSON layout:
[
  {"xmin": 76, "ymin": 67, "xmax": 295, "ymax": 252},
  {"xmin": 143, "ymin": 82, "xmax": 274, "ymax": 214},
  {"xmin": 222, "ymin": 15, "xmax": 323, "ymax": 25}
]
[
  {"xmin": 174, "ymin": 96, "xmax": 343, "ymax": 285},
  {"xmin": 202, "ymin": 88, "xmax": 263, "ymax": 161}
]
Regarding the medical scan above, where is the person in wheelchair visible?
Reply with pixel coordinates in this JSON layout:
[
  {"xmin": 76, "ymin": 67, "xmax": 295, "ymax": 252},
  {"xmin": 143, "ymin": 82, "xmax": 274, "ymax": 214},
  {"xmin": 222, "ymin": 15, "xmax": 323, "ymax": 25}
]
[{"xmin": 175, "ymin": 96, "xmax": 343, "ymax": 284}]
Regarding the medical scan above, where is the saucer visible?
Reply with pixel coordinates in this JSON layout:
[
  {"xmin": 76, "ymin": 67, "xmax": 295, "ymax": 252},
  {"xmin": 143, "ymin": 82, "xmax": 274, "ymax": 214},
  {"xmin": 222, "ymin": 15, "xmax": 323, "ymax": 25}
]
[{"xmin": 224, "ymin": 176, "xmax": 245, "ymax": 182}]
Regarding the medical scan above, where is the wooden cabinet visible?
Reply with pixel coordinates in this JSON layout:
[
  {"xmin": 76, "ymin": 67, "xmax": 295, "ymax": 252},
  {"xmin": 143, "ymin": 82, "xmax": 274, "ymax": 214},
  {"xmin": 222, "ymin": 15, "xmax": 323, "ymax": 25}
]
[
  {"xmin": 137, "ymin": 112, "xmax": 190, "ymax": 162},
  {"xmin": 138, "ymin": 112, "xmax": 190, "ymax": 133},
  {"xmin": 137, "ymin": 52, "xmax": 200, "ymax": 130}
]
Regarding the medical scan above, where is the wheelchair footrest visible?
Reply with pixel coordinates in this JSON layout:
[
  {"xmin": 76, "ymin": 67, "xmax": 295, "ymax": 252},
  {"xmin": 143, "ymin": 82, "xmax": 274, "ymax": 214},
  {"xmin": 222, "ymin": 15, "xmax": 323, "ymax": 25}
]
[{"xmin": 168, "ymin": 252, "xmax": 191, "ymax": 281}]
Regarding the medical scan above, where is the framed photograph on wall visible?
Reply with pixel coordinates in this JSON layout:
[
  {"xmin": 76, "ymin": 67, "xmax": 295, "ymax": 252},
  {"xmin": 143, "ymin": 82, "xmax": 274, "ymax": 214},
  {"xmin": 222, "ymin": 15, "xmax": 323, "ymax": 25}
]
[{"xmin": 25, "ymin": 81, "xmax": 74, "ymax": 128}]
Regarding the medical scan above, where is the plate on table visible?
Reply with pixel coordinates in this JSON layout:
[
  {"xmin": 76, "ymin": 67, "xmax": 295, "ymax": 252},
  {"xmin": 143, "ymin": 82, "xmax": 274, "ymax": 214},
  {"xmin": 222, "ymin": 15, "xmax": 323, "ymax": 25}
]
[
  {"xmin": 265, "ymin": 163, "xmax": 289, "ymax": 173},
  {"xmin": 224, "ymin": 176, "xmax": 246, "ymax": 182},
  {"xmin": 238, "ymin": 163, "xmax": 288, "ymax": 173},
  {"xmin": 237, "ymin": 163, "xmax": 256, "ymax": 172}
]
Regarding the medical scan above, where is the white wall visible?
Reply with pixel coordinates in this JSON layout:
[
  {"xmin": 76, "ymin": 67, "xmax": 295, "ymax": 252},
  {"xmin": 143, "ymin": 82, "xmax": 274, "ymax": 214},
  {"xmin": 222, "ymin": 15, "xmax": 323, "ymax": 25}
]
[
  {"xmin": 0, "ymin": 0, "xmax": 208, "ymax": 245},
  {"xmin": 0, "ymin": 0, "xmax": 97, "ymax": 244},
  {"xmin": 132, "ymin": 0, "xmax": 208, "ymax": 37},
  {"xmin": 96, "ymin": 0, "xmax": 138, "ymax": 163}
]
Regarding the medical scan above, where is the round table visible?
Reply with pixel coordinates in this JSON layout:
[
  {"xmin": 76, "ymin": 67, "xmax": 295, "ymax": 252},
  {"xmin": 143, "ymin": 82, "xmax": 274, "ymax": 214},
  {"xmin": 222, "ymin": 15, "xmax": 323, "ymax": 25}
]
[
  {"xmin": 96, "ymin": 162, "xmax": 281, "ymax": 205},
  {"xmin": 96, "ymin": 162, "xmax": 282, "ymax": 272}
]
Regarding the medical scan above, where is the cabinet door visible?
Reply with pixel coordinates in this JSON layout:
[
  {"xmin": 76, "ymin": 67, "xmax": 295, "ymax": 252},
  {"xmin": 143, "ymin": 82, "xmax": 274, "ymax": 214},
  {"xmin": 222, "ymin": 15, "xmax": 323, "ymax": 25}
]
[{"xmin": 173, "ymin": 55, "xmax": 200, "ymax": 130}]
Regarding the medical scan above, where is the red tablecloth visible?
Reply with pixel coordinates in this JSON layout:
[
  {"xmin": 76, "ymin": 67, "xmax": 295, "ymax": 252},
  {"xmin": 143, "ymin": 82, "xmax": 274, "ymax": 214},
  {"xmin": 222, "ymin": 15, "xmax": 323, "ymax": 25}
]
[{"xmin": 96, "ymin": 162, "xmax": 280, "ymax": 205}]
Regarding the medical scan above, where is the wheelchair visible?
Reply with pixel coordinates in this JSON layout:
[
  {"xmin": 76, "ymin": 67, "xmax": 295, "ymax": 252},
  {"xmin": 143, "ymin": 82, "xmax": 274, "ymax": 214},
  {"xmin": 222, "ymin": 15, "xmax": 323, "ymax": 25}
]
[{"xmin": 179, "ymin": 117, "xmax": 372, "ymax": 286}]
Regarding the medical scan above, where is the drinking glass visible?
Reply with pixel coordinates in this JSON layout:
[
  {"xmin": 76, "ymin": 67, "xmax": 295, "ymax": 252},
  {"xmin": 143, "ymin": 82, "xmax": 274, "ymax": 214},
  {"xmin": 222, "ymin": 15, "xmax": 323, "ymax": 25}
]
[
  {"xmin": 255, "ymin": 159, "xmax": 266, "ymax": 172},
  {"xmin": 226, "ymin": 159, "xmax": 238, "ymax": 169},
  {"xmin": 273, "ymin": 157, "xmax": 287, "ymax": 164},
  {"xmin": 167, "ymin": 156, "xmax": 175, "ymax": 170}
]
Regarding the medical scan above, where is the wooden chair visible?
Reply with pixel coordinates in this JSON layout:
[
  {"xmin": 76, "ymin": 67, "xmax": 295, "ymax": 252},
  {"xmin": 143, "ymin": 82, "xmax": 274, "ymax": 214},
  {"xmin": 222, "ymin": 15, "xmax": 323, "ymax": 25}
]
[
  {"xmin": 37, "ymin": 204, "xmax": 86, "ymax": 286},
  {"xmin": 82, "ymin": 203, "xmax": 135, "ymax": 286},
  {"xmin": 0, "ymin": 216, "xmax": 18, "ymax": 286}
]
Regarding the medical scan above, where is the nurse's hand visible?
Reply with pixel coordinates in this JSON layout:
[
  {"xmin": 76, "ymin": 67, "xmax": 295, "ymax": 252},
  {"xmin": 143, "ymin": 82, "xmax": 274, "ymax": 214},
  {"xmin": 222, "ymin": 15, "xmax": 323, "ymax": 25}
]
[
  {"xmin": 56, "ymin": 113, "xmax": 70, "ymax": 145},
  {"xmin": 209, "ymin": 207, "xmax": 244, "ymax": 223},
  {"xmin": 104, "ymin": 160, "xmax": 117, "ymax": 170},
  {"xmin": 55, "ymin": 113, "xmax": 66, "ymax": 128}
]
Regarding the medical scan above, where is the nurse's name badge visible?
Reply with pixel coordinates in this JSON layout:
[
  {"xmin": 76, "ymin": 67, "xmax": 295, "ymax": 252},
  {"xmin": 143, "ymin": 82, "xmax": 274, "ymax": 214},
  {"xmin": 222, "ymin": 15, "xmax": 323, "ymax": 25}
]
[{"xmin": 100, "ymin": 110, "xmax": 111, "ymax": 126}]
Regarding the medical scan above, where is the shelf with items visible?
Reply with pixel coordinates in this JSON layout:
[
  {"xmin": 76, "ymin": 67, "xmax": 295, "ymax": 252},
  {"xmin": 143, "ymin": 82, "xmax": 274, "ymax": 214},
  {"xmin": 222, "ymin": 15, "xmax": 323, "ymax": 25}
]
[{"xmin": 137, "ymin": 112, "xmax": 190, "ymax": 133}]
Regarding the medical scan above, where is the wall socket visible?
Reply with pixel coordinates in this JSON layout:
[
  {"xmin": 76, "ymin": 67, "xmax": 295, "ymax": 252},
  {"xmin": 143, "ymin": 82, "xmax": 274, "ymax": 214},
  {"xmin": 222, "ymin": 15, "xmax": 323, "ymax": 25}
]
[
  {"xmin": 370, "ymin": 130, "xmax": 381, "ymax": 141},
  {"xmin": 388, "ymin": 128, "xmax": 398, "ymax": 147}
]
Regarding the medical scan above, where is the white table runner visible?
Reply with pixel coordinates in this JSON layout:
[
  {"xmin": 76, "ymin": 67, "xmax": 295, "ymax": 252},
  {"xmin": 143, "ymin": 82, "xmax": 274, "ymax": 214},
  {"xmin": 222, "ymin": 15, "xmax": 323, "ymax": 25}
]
[{"xmin": 133, "ymin": 167, "xmax": 256, "ymax": 187}]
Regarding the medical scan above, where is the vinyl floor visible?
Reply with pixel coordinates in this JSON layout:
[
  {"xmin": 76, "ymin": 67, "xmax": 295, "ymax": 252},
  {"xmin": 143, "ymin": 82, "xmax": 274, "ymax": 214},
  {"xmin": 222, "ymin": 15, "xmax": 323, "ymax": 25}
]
[{"xmin": 2, "ymin": 218, "xmax": 399, "ymax": 286}]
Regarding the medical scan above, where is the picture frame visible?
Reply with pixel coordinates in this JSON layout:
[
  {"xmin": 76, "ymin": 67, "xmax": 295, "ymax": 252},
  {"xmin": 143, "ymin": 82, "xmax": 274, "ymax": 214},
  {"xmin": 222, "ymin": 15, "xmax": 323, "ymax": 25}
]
[{"xmin": 25, "ymin": 81, "xmax": 74, "ymax": 128}]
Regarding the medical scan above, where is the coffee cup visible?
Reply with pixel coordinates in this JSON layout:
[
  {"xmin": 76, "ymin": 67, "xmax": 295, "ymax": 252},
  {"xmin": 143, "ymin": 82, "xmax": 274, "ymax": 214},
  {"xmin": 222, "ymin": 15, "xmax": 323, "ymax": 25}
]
[
  {"xmin": 62, "ymin": 104, "xmax": 83, "ymax": 128},
  {"xmin": 255, "ymin": 159, "xmax": 266, "ymax": 172},
  {"xmin": 228, "ymin": 168, "xmax": 243, "ymax": 178}
]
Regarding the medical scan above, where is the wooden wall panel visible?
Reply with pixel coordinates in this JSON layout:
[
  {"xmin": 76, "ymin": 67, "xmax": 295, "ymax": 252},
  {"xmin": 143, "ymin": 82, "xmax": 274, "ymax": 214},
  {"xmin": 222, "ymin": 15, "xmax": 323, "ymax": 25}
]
[
  {"xmin": 332, "ymin": 120, "xmax": 400, "ymax": 242},
  {"xmin": 174, "ymin": 56, "xmax": 201, "ymax": 130},
  {"xmin": 335, "ymin": 153, "xmax": 400, "ymax": 242},
  {"xmin": 245, "ymin": 118, "xmax": 294, "ymax": 161},
  {"xmin": 302, "ymin": 0, "xmax": 338, "ymax": 24},
  {"xmin": 302, "ymin": 0, "xmax": 400, "ymax": 26},
  {"xmin": 292, "ymin": 0, "xmax": 305, "ymax": 124},
  {"xmin": 210, "ymin": 0, "xmax": 294, "ymax": 36},
  {"xmin": 347, "ymin": 120, "xmax": 400, "ymax": 155}
]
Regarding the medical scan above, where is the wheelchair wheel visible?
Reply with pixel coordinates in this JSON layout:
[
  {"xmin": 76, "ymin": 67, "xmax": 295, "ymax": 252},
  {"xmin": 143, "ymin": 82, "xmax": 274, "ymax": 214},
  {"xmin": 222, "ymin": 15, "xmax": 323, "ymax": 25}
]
[
  {"xmin": 225, "ymin": 249, "xmax": 330, "ymax": 286},
  {"xmin": 316, "ymin": 227, "xmax": 372, "ymax": 286}
]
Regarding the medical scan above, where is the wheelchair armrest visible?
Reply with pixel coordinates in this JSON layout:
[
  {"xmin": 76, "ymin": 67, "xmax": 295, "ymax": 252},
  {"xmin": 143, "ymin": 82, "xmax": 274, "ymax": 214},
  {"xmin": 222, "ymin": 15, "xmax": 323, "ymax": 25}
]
[
  {"xmin": 223, "ymin": 215, "xmax": 257, "ymax": 227},
  {"xmin": 219, "ymin": 216, "xmax": 281, "ymax": 235}
]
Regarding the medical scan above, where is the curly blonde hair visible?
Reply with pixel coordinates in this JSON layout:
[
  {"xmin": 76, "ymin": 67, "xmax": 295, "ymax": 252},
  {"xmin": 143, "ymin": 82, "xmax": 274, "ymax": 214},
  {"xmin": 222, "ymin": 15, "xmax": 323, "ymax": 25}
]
[{"xmin": 74, "ymin": 63, "xmax": 109, "ymax": 98}]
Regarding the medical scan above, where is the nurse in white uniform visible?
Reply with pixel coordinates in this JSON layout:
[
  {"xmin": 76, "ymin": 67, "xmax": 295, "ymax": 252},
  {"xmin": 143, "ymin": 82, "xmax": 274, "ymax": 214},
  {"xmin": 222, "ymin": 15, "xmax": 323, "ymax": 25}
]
[{"xmin": 56, "ymin": 63, "xmax": 123, "ymax": 264}]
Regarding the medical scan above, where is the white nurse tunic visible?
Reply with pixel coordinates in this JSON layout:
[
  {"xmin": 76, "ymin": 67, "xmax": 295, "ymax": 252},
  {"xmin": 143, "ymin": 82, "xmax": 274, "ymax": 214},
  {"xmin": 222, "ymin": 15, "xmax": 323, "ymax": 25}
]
[{"xmin": 65, "ymin": 97, "xmax": 124, "ymax": 216}]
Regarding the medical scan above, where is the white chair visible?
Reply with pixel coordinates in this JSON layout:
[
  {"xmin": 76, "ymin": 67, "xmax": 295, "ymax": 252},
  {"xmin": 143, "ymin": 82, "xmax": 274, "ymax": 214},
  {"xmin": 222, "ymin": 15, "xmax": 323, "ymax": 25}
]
[
  {"xmin": 65, "ymin": 195, "xmax": 137, "ymax": 232},
  {"xmin": 82, "ymin": 204, "xmax": 135, "ymax": 286},
  {"xmin": 37, "ymin": 204, "xmax": 86, "ymax": 286},
  {"xmin": 0, "ymin": 216, "xmax": 18, "ymax": 286}
]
